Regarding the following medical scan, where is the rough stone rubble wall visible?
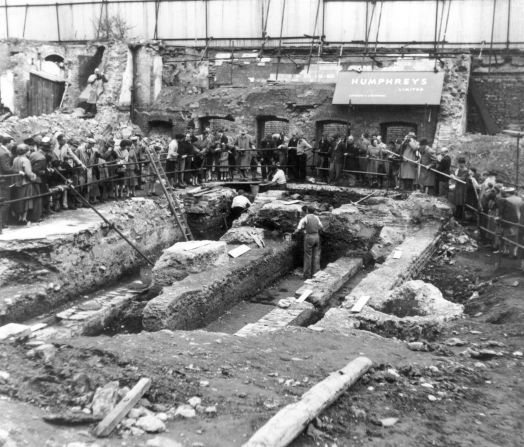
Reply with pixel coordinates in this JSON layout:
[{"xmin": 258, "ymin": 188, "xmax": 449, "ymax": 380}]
[
  {"xmin": 432, "ymin": 54, "xmax": 471, "ymax": 147},
  {"xmin": 0, "ymin": 39, "xmax": 131, "ymax": 118}
]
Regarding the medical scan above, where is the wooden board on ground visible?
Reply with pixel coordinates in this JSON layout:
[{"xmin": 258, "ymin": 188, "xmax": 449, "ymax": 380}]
[
  {"xmin": 350, "ymin": 295, "xmax": 371, "ymax": 313},
  {"xmin": 95, "ymin": 377, "xmax": 151, "ymax": 437},
  {"xmin": 228, "ymin": 244, "xmax": 251, "ymax": 258},
  {"xmin": 296, "ymin": 289, "xmax": 313, "ymax": 303}
]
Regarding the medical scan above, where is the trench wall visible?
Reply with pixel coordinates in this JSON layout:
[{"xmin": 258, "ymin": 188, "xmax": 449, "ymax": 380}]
[
  {"xmin": 0, "ymin": 199, "xmax": 183, "ymax": 323},
  {"xmin": 142, "ymin": 241, "xmax": 297, "ymax": 331}
]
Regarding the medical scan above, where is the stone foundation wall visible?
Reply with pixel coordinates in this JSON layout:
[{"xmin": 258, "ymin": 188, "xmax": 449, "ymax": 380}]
[{"xmin": 142, "ymin": 240, "xmax": 297, "ymax": 331}]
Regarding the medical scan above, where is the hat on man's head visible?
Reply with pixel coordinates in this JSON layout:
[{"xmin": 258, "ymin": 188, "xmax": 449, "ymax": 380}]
[
  {"xmin": 87, "ymin": 138, "xmax": 96, "ymax": 144},
  {"xmin": 23, "ymin": 136, "xmax": 35, "ymax": 146},
  {"xmin": 41, "ymin": 137, "xmax": 52, "ymax": 148},
  {"xmin": 439, "ymin": 147, "xmax": 449, "ymax": 153},
  {"xmin": 502, "ymin": 186, "xmax": 516, "ymax": 194},
  {"xmin": 130, "ymin": 136, "xmax": 138, "ymax": 141}
]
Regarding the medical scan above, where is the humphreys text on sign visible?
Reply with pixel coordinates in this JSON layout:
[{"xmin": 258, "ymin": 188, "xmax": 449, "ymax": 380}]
[{"xmin": 332, "ymin": 71, "xmax": 445, "ymax": 105}]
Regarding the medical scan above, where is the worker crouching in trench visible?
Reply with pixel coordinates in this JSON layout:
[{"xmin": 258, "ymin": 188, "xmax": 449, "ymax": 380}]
[{"xmin": 293, "ymin": 205, "xmax": 323, "ymax": 279}]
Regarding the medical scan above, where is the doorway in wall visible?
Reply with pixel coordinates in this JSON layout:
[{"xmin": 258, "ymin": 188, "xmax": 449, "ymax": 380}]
[{"xmin": 381, "ymin": 122, "xmax": 417, "ymax": 143}]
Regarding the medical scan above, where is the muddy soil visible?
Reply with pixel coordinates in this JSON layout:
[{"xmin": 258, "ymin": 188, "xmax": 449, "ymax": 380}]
[{"xmin": 1, "ymin": 225, "xmax": 523, "ymax": 447}]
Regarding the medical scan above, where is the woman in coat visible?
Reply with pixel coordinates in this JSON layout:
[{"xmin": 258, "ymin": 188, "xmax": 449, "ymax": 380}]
[
  {"xmin": 418, "ymin": 139, "xmax": 437, "ymax": 194},
  {"xmin": 399, "ymin": 135, "xmax": 420, "ymax": 190},
  {"xmin": 366, "ymin": 137, "xmax": 384, "ymax": 188},
  {"xmin": 12, "ymin": 144, "xmax": 37, "ymax": 224}
]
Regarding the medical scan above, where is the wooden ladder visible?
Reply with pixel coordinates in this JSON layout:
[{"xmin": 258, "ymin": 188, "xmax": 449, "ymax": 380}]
[{"xmin": 144, "ymin": 146, "xmax": 194, "ymax": 241}]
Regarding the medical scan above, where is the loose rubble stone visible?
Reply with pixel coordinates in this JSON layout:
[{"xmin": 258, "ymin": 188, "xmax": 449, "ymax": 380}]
[
  {"xmin": 188, "ymin": 396, "xmax": 202, "ymax": 408},
  {"xmin": 219, "ymin": 226, "xmax": 265, "ymax": 246},
  {"xmin": 26, "ymin": 343, "xmax": 57, "ymax": 363},
  {"xmin": 0, "ymin": 371, "xmax": 10, "ymax": 383},
  {"xmin": 381, "ymin": 417, "xmax": 399, "ymax": 427},
  {"xmin": 175, "ymin": 404, "xmax": 196, "ymax": 418},
  {"xmin": 135, "ymin": 415, "xmax": 166, "ymax": 433},
  {"xmin": 91, "ymin": 381, "xmax": 120, "ymax": 419},
  {"xmin": 146, "ymin": 437, "xmax": 185, "ymax": 447},
  {"xmin": 407, "ymin": 342, "xmax": 426, "ymax": 351},
  {"xmin": 204, "ymin": 405, "xmax": 217, "ymax": 415}
]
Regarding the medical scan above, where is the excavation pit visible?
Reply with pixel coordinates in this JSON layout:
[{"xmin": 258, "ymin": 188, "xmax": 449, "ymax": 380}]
[{"xmin": 3, "ymin": 185, "xmax": 457, "ymax": 348}]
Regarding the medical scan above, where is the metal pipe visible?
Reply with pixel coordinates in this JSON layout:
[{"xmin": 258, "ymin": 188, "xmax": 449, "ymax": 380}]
[
  {"xmin": 275, "ymin": 0, "xmax": 286, "ymax": 81},
  {"xmin": 22, "ymin": 3, "xmax": 28, "ymax": 38},
  {"xmin": 55, "ymin": 2, "xmax": 60, "ymax": 41},
  {"xmin": 488, "ymin": 0, "xmax": 497, "ymax": 72},
  {"xmin": 506, "ymin": 0, "xmax": 511, "ymax": 53},
  {"xmin": 4, "ymin": 0, "xmax": 9, "ymax": 38},
  {"xmin": 306, "ymin": 0, "xmax": 321, "ymax": 73},
  {"xmin": 517, "ymin": 136, "xmax": 520, "ymax": 190}
]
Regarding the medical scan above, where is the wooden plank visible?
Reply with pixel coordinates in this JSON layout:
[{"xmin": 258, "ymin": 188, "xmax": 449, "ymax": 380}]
[
  {"xmin": 228, "ymin": 244, "xmax": 251, "ymax": 258},
  {"xmin": 243, "ymin": 357, "xmax": 372, "ymax": 447},
  {"xmin": 296, "ymin": 289, "xmax": 312, "ymax": 303},
  {"xmin": 94, "ymin": 377, "xmax": 151, "ymax": 437},
  {"xmin": 350, "ymin": 295, "xmax": 371, "ymax": 313}
]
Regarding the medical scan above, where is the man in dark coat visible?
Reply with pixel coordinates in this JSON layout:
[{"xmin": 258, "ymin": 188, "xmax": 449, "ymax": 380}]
[
  {"xmin": 0, "ymin": 134, "xmax": 20, "ymax": 231},
  {"xmin": 328, "ymin": 135, "xmax": 346, "ymax": 185},
  {"xmin": 435, "ymin": 147, "xmax": 451, "ymax": 196}
]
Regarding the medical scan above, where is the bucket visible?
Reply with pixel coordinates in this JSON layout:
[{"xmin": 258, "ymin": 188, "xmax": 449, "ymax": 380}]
[{"xmin": 250, "ymin": 184, "xmax": 260, "ymax": 195}]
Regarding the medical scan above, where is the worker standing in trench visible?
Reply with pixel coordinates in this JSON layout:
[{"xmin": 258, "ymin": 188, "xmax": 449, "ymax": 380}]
[{"xmin": 293, "ymin": 205, "xmax": 323, "ymax": 279}]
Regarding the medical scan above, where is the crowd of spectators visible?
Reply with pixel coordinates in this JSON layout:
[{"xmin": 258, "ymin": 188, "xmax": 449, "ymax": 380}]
[{"xmin": 1, "ymin": 126, "xmax": 523, "ymax": 266}]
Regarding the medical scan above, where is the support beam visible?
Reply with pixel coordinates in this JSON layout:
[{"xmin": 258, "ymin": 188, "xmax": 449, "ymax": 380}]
[{"xmin": 243, "ymin": 357, "xmax": 372, "ymax": 447}]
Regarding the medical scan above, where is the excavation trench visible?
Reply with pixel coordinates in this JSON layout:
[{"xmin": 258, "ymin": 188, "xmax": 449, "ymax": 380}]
[{"xmin": 10, "ymin": 187, "xmax": 456, "ymax": 343}]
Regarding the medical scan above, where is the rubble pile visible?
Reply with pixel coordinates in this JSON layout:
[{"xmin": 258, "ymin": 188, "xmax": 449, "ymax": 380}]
[{"xmin": 0, "ymin": 109, "xmax": 138, "ymax": 142}]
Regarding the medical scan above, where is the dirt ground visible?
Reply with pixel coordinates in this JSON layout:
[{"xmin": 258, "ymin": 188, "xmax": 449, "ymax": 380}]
[{"xmin": 1, "ymin": 224, "xmax": 523, "ymax": 447}]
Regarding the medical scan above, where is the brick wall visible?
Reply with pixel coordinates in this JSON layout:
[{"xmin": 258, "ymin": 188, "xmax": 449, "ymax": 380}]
[
  {"xmin": 467, "ymin": 73, "xmax": 524, "ymax": 132},
  {"xmin": 144, "ymin": 50, "xmax": 470, "ymax": 146}
]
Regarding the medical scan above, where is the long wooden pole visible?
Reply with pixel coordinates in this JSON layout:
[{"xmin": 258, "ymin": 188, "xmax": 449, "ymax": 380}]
[
  {"xmin": 53, "ymin": 170, "xmax": 154, "ymax": 266},
  {"xmin": 383, "ymin": 148, "xmax": 466, "ymax": 184},
  {"xmin": 243, "ymin": 356, "xmax": 372, "ymax": 447}
]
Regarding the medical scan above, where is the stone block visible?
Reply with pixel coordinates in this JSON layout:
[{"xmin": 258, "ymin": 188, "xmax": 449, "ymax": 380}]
[
  {"xmin": 220, "ymin": 226, "xmax": 265, "ymax": 247},
  {"xmin": 152, "ymin": 240, "xmax": 228, "ymax": 287},
  {"xmin": 295, "ymin": 257, "xmax": 363, "ymax": 307}
]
